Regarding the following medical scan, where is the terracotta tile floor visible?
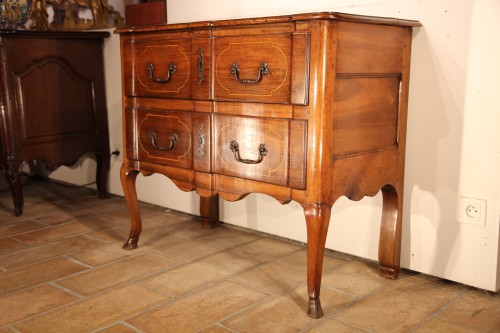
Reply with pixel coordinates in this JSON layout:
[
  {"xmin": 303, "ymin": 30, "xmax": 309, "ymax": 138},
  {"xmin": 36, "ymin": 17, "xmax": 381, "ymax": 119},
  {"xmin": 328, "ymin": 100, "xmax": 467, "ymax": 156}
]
[{"xmin": 1, "ymin": 177, "xmax": 499, "ymax": 332}]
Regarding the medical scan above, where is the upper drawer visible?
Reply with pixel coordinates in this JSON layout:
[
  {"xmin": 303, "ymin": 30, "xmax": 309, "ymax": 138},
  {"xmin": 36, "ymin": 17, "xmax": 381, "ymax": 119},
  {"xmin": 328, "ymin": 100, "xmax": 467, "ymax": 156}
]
[
  {"xmin": 121, "ymin": 34, "xmax": 210, "ymax": 99},
  {"xmin": 213, "ymin": 32, "xmax": 309, "ymax": 105}
]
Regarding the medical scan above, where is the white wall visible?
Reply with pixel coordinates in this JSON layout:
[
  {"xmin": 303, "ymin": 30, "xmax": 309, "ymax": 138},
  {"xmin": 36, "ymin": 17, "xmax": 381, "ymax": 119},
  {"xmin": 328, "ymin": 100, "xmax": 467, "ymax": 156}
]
[{"xmin": 49, "ymin": 0, "xmax": 500, "ymax": 291}]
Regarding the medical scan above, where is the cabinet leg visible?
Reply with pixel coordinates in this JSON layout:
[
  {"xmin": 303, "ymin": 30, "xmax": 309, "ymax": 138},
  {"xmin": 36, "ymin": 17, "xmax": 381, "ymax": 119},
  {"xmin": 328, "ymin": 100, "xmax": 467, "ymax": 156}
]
[
  {"xmin": 4, "ymin": 166, "xmax": 24, "ymax": 216},
  {"xmin": 4, "ymin": 169, "xmax": 23, "ymax": 216},
  {"xmin": 304, "ymin": 203, "xmax": 331, "ymax": 319},
  {"xmin": 200, "ymin": 195, "xmax": 219, "ymax": 228},
  {"xmin": 95, "ymin": 152, "xmax": 110, "ymax": 199},
  {"xmin": 378, "ymin": 185, "xmax": 402, "ymax": 279},
  {"xmin": 120, "ymin": 164, "xmax": 142, "ymax": 250}
]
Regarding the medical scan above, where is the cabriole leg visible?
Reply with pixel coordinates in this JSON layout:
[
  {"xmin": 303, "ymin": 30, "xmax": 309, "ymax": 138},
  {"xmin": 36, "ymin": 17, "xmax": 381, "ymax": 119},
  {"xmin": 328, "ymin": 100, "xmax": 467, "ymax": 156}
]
[
  {"xmin": 378, "ymin": 184, "xmax": 402, "ymax": 279},
  {"xmin": 303, "ymin": 203, "xmax": 331, "ymax": 319},
  {"xmin": 120, "ymin": 164, "xmax": 142, "ymax": 250}
]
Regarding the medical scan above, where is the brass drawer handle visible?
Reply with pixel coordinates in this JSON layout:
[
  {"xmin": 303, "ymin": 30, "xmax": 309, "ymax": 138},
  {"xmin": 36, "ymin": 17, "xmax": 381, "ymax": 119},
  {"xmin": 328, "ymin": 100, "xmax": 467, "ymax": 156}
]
[
  {"xmin": 150, "ymin": 131, "xmax": 178, "ymax": 151},
  {"xmin": 147, "ymin": 63, "xmax": 176, "ymax": 83},
  {"xmin": 229, "ymin": 140, "xmax": 268, "ymax": 164},
  {"xmin": 230, "ymin": 62, "xmax": 269, "ymax": 84}
]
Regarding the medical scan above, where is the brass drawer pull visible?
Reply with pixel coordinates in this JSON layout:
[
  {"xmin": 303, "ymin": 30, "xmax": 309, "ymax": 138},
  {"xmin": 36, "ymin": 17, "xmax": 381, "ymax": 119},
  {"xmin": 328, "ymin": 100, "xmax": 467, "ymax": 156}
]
[
  {"xmin": 230, "ymin": 62, "xmax": 269, "ymax": 84},
  {"xmin": 147, "ymin": 63, "xmax": 176, "ymax": 83},
  {"xmin": 229, "ymin": 140, "xmax": 268, "ymax": 164},
  {"xmin": 150, "ymin": 131, "xmax": 178, "ymax": 151}
]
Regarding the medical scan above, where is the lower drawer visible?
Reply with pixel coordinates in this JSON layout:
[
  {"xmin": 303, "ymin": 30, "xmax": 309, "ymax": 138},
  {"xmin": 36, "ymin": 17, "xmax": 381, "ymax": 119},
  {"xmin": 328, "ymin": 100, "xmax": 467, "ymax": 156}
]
[
  {"xmin": 126, "ymin": 108, "xmax": 211, "ymax": 171},
  {"xmin": 214, "ymin": 114, "xmax": 307, "ymax": 189}
]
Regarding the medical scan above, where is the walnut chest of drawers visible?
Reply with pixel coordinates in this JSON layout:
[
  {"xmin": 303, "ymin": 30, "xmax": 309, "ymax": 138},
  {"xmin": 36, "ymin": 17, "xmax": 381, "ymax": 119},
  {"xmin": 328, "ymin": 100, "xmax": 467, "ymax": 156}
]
[{"xmin": 116, "ymin": 12, "xmax": 421, "ymax": 318}]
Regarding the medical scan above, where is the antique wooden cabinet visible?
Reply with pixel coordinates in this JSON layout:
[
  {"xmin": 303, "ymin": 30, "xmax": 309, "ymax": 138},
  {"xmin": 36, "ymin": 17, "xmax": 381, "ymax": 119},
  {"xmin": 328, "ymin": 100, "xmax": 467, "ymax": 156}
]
[
  {"xmin": 116, "ymin": 12, "xmax": 421, "ymax": 318},
  {"xmin": 0, "ymin": 31, "xmax": 111, "ymax": 216}
]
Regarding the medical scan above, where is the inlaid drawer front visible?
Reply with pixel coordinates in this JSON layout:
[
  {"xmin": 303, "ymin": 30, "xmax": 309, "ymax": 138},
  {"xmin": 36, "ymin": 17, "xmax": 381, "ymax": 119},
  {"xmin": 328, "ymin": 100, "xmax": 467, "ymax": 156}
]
[
  {"xmin": 214, "ymin": 33, "xmax": 308, "ymax": 105},
  {"xmin": 214, "ymin": 115, "xmax": 307, "ymax": 188},
  {"xmin": 123, "ymin": 37, "xmax": 192, "ymax": 98},
  {"xmin": 135, "ymin": 110, "xmax": 193, "ymax": 168}
]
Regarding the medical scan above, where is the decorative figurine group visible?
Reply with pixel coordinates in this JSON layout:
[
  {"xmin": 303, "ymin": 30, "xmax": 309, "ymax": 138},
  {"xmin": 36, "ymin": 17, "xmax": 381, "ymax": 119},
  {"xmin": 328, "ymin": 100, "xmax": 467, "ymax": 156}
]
[{"xmin": 0, "ymin": 0, "xmax": 123, "ymax": 30}]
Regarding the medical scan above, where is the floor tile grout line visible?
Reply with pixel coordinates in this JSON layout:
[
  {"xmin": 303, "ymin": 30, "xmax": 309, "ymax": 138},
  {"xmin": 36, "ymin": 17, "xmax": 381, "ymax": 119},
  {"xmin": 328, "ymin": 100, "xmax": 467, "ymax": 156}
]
[
  {"xmin": 196, "ymin": 322, "xmax": 241, "ymax": 333},
  {"xmin": 405, "ymin": 289, "xmax": 490, "ymax": 333},
  {"xmin": 48, "ymin": 281, "xmax": 88, "ymax": 299},
  {"xmin": 194, "ymin": 289, "xmax": 279, "ymax": 332},
  {"xmin": 0, "ymin": 238, "xmax": 96, "ymax": 260},
  {"xmin": 0, "ymin": 220, "xmax": 53, "ymax": 238},
  {"xmin": 61, "ymin": 254, "xmax": 99, "ymax": 270},
  {"xmin": 92, "ymin": 320, "xmax": 145, "ymax": 333},
  {"xmin": 5, "ymin": 325, "xmax": 22, "ymax": 333},
  {"xmin": 3, "ymin": 281, "xmax": 171, "ymax": 331},
  {"xmin": 119, "ymin": 279, "xmax": 278, "ymax": 332},
  {"xmin": 1, "ymin": 284, "xmax": 86, "ymax": 329},
  {"xmin": 300, "ymin": 316, "xmax": 375, "ymax": 333},
  {"xmin": 0, "ymin": 240, "xmax": 120, "ymax": 273}
]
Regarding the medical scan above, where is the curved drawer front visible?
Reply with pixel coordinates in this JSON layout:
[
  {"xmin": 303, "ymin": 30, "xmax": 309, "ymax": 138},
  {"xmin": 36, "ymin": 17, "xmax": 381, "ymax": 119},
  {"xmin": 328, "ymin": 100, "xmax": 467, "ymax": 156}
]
[
  {"xmin": 136, "ymin": 110, "xmax": 193, "ymax": 168},
  {"xmin": 124, "ymin": 38, "xmax": 192, "ymax": 98},
  {"xmin": 214, "ymin": 115, "xmax": 307, "ymax": 188},
  {"xmin": 214, "ymin": 35, "xmax": 292, "ymax": 104}
]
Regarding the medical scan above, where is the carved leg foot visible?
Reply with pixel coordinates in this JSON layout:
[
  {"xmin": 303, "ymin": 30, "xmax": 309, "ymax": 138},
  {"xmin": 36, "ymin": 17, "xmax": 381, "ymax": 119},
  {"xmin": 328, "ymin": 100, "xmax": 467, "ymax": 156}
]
[
  {"xmin": 307, "ymin": 297, "xmax": 323, "ymax": 319},
  {"xmin": 200, "ymin": 195, "xmax": 219, "ymax": 229},
  {"xmin": 304, "ymin": 203, "xmax": 331, "ymax": 319},
  {"xmin": 95, "ymin": 152, "xmax": 110, "ymax": 199},
  {"xmin": 122, "ymin": 236, "xmax": 139, "ymax": 250},
  {"xmin": 379, "ymin": 184, "xmax": 402, "ymax": 279},
  {"xmin": 120, "ymin": 164, "xmax": 142, "ymax": 249},
  {"xmin": 4, "ymin": 168, "xmax": 24, "ymax": 216}
]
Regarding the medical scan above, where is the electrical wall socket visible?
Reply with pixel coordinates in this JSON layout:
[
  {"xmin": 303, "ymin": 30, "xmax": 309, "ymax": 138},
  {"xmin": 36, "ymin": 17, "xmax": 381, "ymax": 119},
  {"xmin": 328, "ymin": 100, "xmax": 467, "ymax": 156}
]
[
  {"xmin": 111, "ymin": 144, "xmax": 123, "ymax": 160},
  {"xmin": 458, "ymin": 197, "xmax": 487, "ymax": 226}
]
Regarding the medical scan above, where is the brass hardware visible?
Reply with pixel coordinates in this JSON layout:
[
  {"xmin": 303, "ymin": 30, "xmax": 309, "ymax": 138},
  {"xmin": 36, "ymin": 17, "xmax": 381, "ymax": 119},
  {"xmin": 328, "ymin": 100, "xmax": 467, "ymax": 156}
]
[
  {"xmin": 198, "ymin": 47, "xmax": 204, "ymax": 84},
  {"xmin": 150, "ymin": 131, "xmax": 178, "ymax": 151},
  {"xmin": 230, "ymin": 62, "xmax": 269, "ymax": 84},
  {"xmin": 229, "ymin": 140, "xmax": 268, "ymax": 164},
  {"xmin": 147, "ymin": 63, "xmax": 176, "ymax": 83}
]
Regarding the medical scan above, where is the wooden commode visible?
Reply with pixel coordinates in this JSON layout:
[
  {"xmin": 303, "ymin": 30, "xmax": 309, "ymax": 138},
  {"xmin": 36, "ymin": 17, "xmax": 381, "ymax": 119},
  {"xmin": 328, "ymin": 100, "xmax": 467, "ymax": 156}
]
[{"xmin": 116, "ymin": 12, "xmax": 421, "ymax": 318}]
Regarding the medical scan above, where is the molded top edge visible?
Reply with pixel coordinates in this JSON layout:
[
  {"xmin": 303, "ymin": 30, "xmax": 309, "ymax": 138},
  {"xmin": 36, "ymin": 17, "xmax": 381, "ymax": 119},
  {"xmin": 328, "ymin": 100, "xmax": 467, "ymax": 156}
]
[{"xmin": 115, "ymin": 11, "xmax": 422, "ymax": 34}]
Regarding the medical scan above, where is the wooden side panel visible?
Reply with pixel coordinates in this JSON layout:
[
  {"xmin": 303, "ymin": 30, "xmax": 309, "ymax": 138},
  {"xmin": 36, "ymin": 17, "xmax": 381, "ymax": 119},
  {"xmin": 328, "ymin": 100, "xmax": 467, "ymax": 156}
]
[
  {"xmin": 289, "ymin": 120, "xmax": 307, "ymax": 189},
  {"xmin": 291, "ymin": 32, "xmax": 310, "ymax": 105},
  {"xmin": 333, "ymin": 77, "xmax": 400, "ymax": 157},
  {"xmin": 121, "ymin": 36, "xmax": 136, "ymax": 99},
  {"xmin": 15, "ymin": 58, "xmax": 94, "ymax": 141},
  {"xmin": 125, "ymin": 107, "xmax": 138, "ymax": 161},
  {"xmin": 336, "ymin": 22, "xmax": 404, "ymax": 74}
]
